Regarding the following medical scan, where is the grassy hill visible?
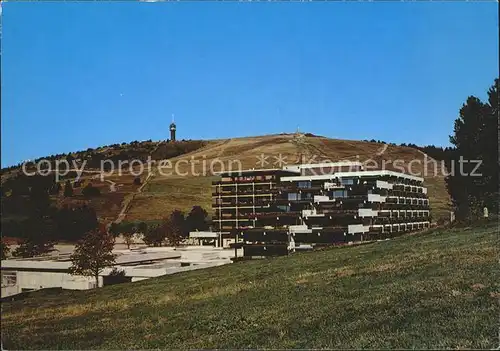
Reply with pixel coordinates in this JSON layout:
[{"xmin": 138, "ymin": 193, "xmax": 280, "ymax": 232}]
[
  {"xmin": 127, "ymin": 134, "xmax": 451, "ymax": 221},
  {"xmin": 1, "ymin": 134, "xmax": 452, "ymax": 224},
  {"xmin": 2, "ymin": 223, "xmax": 497, "ymax": 349}
]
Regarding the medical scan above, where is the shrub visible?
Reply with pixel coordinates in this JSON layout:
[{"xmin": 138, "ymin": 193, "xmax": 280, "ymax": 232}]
[{"xmin": 82, "ymin": 184, "xmax": 101, "ymax": 198}]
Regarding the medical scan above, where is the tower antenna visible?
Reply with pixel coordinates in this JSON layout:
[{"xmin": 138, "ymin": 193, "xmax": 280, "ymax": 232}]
[{"xmin": 290, "ymin": 125, "xmax": 306, "ymax": 165}]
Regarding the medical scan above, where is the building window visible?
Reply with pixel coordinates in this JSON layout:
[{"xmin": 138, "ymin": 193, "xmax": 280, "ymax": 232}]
[
  {"xmin": 332, "ymin": 190, "xmax": 347, "ymax": 198},
  {"xmin": 297, "ymin": 181, "xmax": 311, "ymax": 189},
  {"xmin": 1, "ymin": 271, "xmax": 17, "ymax": 287},
  {"xmin": 341, "ymin": 178, "xmax": 354, "ymax": 185},
  {"xmin": 277, "ymin": 205, "xmax": 290, "ymax": 212},
  {"xmin": 288, "ymin": 193, "xmax": 301, "ymax": 201}
]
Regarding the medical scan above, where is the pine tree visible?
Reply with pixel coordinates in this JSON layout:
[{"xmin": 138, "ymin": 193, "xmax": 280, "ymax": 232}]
[
  {"xmin": 482, "ymin": 79, "xmax": 499, "ymax": 213},
  {"xmin": 446, "ymin": 78, "xmax": 499, "ymax": 220}
]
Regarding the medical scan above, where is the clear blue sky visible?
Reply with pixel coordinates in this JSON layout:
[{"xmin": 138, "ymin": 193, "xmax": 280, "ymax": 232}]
[{"xmin": 2, "ymin": 1, "xmax": 498, "ymax": 167}]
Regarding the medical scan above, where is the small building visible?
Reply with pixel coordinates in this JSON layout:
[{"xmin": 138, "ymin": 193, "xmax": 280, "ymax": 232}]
[
  {"xmin": 1, "ymin": 246, "xmax": 236, "ymax": 298},
  {"xmin": 189, "ymin": 231, "xmax": 236, "ymax": 248},
  {"xmin": 189, "ymin": 231, "xmax": 219, "ymax": 246}
]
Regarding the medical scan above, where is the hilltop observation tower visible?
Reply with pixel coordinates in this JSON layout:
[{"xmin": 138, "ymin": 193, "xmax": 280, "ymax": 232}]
[{"xmin": 170, "ymin": 114, "xmax": 176, "ymax": 142}]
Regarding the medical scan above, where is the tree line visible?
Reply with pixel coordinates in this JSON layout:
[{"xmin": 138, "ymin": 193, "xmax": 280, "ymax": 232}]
[
  {"xmin": 2, "ymin": 174, "xmax": 102, "ymax": 199},
  {"xmin": 1, "ymin": 205, "xmax": 210, "ymax": 259},
  {"xmin": 108, "ymin": 206, "xmax": 209, "ymax": 249},
  {"xmin": 1, "ymin": 139, "xmax": 206, "ymax": 174}
]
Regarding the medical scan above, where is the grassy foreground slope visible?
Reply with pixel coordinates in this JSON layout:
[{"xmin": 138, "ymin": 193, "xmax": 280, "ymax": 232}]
[{"xmin": 2, "ymin": 224, "xmax": 498, "ymax": 349}]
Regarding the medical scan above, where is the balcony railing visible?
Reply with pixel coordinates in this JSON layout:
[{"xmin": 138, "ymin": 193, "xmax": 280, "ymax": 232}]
[{"xmin": 212, "ymin": 188, "xmax": 279, "ymax": 196}]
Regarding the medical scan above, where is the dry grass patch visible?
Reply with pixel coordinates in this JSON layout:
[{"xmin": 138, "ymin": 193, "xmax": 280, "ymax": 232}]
[
  {"xmin": 333, "ymin": 266, "xmax": 356, "ymax": 277},
  {"xmin": 125, "ymin": 176, "xmax": 214, "ymax": 220},
  {"xmin": 471, "ymin": 283, "xmax": 487, "ymax": 291},
  {"xmin": 190, "ymin": 282, "xmax": 251, "ymax": 301},
  {"xmin": 4, "ymin": 299, "xmax": 133, "ymax": 323}
]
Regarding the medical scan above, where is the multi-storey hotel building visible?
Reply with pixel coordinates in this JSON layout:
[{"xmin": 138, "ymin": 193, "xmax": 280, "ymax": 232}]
[{"xmin": 212, "ymin": 162, "xmax": 430, "ymax": 257}]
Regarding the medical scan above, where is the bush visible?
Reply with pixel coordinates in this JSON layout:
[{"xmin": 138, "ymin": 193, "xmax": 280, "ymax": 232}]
[
  {"xmin": 436, "ymin": 217, "xmax": 448, "ymax": 226},
  {"xmin": 82, "ymin": 184, "xmax": 101, "ymax": 198},
  {"xmin": 104, "ymin": 268, "xmax": 130, "ymax": 286},
  {"xmin": 63, "ymin": 180, "xmax": 73, "ymax": 197},
  {"xmin": 109, "ymin": 267, "xmax": 126, "ymax": 277}
]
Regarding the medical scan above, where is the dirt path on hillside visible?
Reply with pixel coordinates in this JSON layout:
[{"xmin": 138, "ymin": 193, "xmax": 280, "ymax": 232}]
[
  {"xmin": 113, "ymin": 142, "xmax": 164, "ymax": 224},
  {"xmin": 113, "ymin": 138, "xmax": 239, "ymax": 224},
  {"xmin": 216, "ymin": 139, "xmax": 233, "ymax": 158},
  {"xmin": 303, "ymin": 140, "xmax": 332, "ymax": 161},
  {"xmin": 288, "ymin": 135, "xmax": 332, "ymax": 164}
]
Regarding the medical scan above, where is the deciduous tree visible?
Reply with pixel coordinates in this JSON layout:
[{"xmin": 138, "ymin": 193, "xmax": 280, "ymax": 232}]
[
  {"xmin": 137, "ymin": 222, "xmax": 148, "ymax": 234},
  {"xmin": 185, "ymin": 206, "xmax": 209, "ymax": 234},
  {"xmin": 1, "ymin": 240, "xmax": 10, "ymax": 260},
  {"xmin": 12, "ymin": 217, "xmax": 56, "ymax": 258},
  {"xmin": 82, "ymin": 183, "xmax": 101, "ymax": 198},
  {"xmin": 69, "ymin": 224, "xmax": 116, "ymax": 287},
  {"xmin": 122, "ymin": 226, "xmax": 136, "ymax": 249},
  {"xmin": 143, "ymin": 224, "xmax": 165, "ymax": 247},
  {"xmin": 163, "ymin": 211, "xmax": 185, "ymax": 247},
  {"xmin": 63, "ymin": 180, "xmax": 73, "ymax": 197}
]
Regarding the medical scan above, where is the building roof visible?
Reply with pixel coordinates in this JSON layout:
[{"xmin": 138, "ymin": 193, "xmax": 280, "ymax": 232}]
[
  {"xmin": 283, "ymin": 161, "xmax": 364, "ymax": 171},
  {"xmin": 1, "ymin": 252, "xmax": 181, "ymax": 271},
  {"xmin": 214, "ymin": 168, "xmax": 300, "ymax": 177},
  {"xmin": 0, "ymin": 247, "xmax": 235, "ymax": 279},
  {"xmin": 189, "ymin": 231, "xmax": 219, "ymax": 239},
  {"xmin": 280, "ymin": 170, "xmax": 424, "ymax": 182}
]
